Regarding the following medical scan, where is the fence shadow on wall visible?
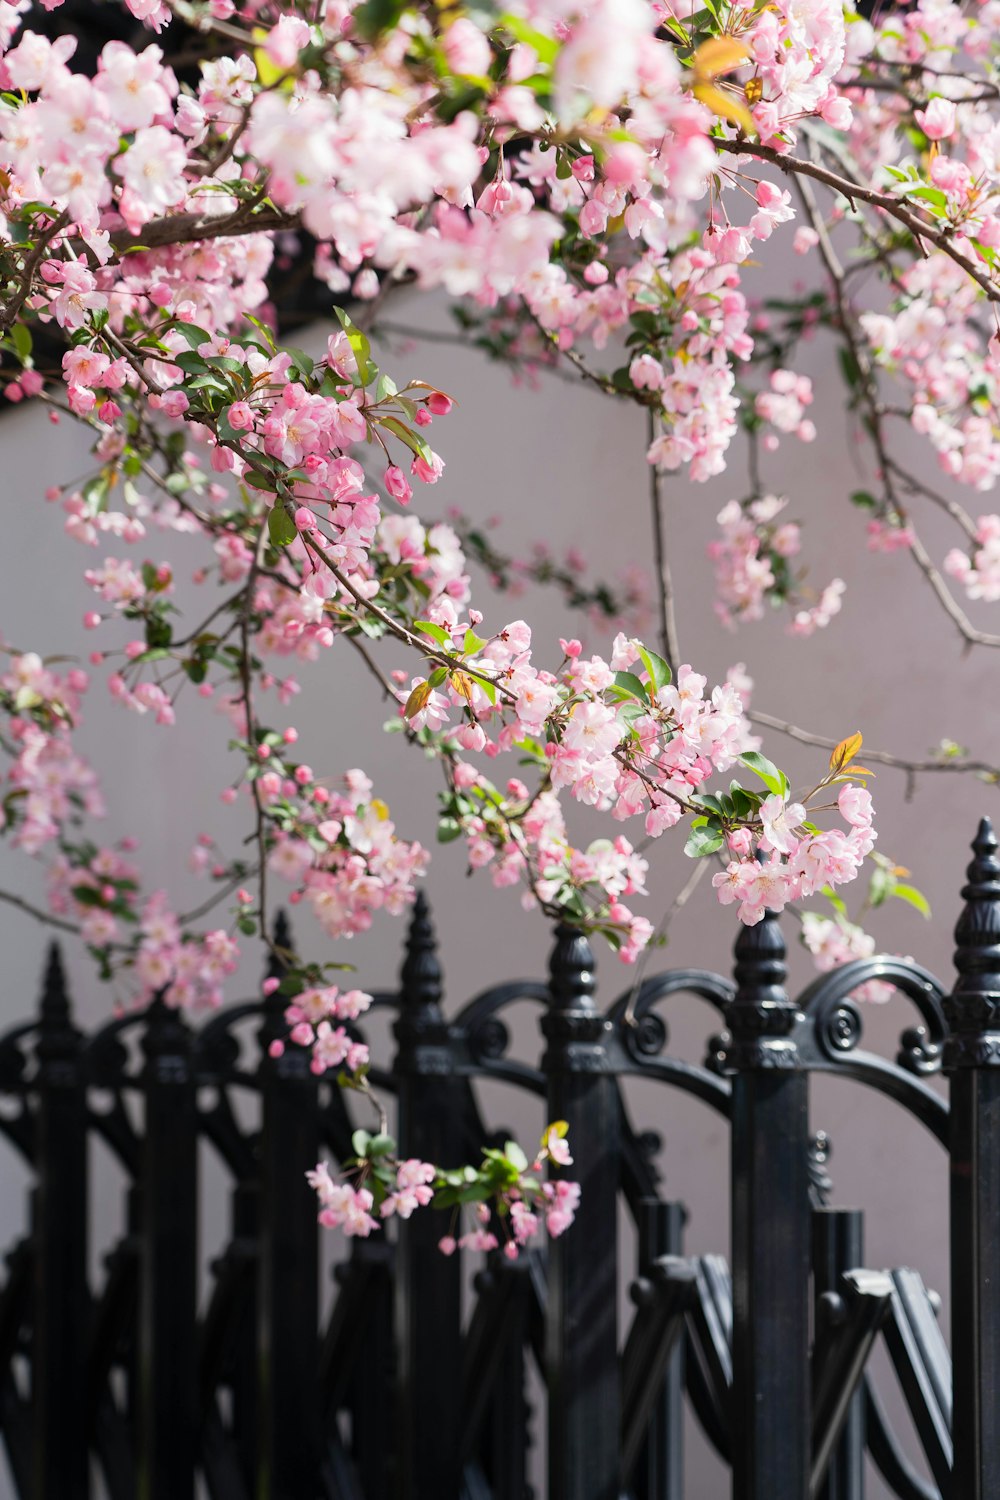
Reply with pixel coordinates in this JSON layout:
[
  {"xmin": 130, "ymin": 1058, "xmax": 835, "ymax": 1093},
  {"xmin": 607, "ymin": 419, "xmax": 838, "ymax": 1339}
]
[{"xmin": 1, "ymin": 818, "xmax": 999, "ymax": 1500}]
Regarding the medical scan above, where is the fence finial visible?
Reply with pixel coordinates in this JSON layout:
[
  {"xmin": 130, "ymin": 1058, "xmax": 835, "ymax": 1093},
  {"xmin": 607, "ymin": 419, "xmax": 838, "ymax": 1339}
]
[
  {"xmin": 400, "ymin": 889, "xmax": 442, "ymax": 1011},
  {"xmin": 727, "ymin": 910, "xmax": 798, "ymax": 1070},
  {"xmin": 266, "ymin": 908, "xmax": 294, "ymax": 987},
  {"xmin": 946, "ymin": 816, "xmax": 1000, "ymax": 1067},
  {"xmin": 547, "ymin": 921, "xmax": 597, "ymax": 1013},
  {"xmin": 38, "ymin": 941, "xmax": 70, "ymax": 1028}
]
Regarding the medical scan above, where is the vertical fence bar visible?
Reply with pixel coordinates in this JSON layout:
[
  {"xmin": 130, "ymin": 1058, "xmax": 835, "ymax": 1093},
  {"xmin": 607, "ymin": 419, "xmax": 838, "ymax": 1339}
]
[
  {"xmin": 634, "ymin": 1198, "xmax": 685, "ymax": 1500},
  {"xmin": 33, "ymin": 943, "xmax": 88, "ymax": 1500},
  {"xmin": 945, "ymin": 817, "xmax": 1000, "ymax": 1500},
  {"xmin": 488, "ymin": 1259, "xmax": 531, "ymax": 1500},
  {"xmin": 813, "ymin": 1207, "xmax": 866, "ymax": 1500},
  {"xmin": 727, "ymin": 911, "xmax": 810, "ymax": 1500},
  {"xmin": 542, "ymin": 923, "xmax": 619, "ymax": 1500},
  {"xmin": 230, "ymin": 1181, "xmax": 258, "ymax": 1494},
  {"xmin": 393, "ymin": 892, "xmax": 462, "ymax": 1500},
  {"xmin": 257, "ymin": 912, "xmax": 320, "ymax": 1500},
  {"xmin": 346, "ymin": 1238, "xmax": 394, "ymax": 1500},
  {"xmin": 139, "ymin": 992, "xmax": 198, "ymax": 1500}
]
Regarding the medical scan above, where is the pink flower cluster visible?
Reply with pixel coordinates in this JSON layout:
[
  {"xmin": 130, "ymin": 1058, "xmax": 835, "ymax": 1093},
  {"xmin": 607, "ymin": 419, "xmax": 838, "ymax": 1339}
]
[
  {"xmin": 281, "ymin": 979, "xmax": 373, "ymax": 1076},
  {"xmin": 712, "ymin": 783, "xmax": 876, "ymax": 926},
  {"xmin": 307, "ymin": 1163, "xmax": 380, "ymax": 1238},
  {"xmin": 800, "ymin": 910, "xmax": 894, "ymax": 1004},
  {"xmin": 0, "ymin": 653, "xmax": 102, "ymax": 853},
  {"xmin": 260, "ymin": 767, "xmax": 429, "ymax": 942},
  {"xmin": 945, "ymin": 515, "xmax": 1000, "ymax": 602}
]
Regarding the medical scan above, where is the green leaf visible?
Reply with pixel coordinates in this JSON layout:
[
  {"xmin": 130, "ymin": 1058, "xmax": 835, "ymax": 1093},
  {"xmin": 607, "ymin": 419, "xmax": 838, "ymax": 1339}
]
[
  {"xmin": 81, "ymin": 473, "xmax": 109, "ymax": 513},
  {"xmin": 902, "ymin": 183, "xmax": 948, "ymax": 211},
  {"xmin": 352, "ymin": 1129, "xmax": 372, "ymax": 1157},
  {"xmin": 414, "ymin": 620, "xmax": 452, "ymax": 647},
  {"xmin": 463, "ymin": 628, "xmax": 488, "ymax": 655},
  {"xmin": 11, "ymin": 322, "xmax": 32, "ymax": 363},
  {"xmin": 505, "ymin": 1140, "xmax": 528, "ymax": 1172},
  {"xmin": 820, "ymin": 884, "xmax": 847, "ymax": 917},
  {"xmin": 375, "ymin": 373, "xmax": 398, "ymax": 401},
  {"xmin": 352, "ymin": 0, "xmax": 406, "ymax": 42},
  {"xmin": 892, "ymin": 882, "xmax": 931, "ymax": 918},
  {"xmin": 268, "ymin": 505, "xmax": 298, "ymax": 547},
  {"xmin": 285, "ymin": 345, "xmax": 316, "ymax": 383},
  {"xmin": 684, "ymin": 824, "xmax": 725, "ymax": 858},
  {"xmin": 334, "ymin": 306, "xmax": 377, "ymax": 385},
  {"xmin": 613, "ymin": 670, "xmax": 648, "ymax": 701},
  {"xmin": 869, "ymin": 864, "xmax": 893, "ymax": 908},
  {"xmin": 728, "ymin": 783, "xmax": 760, "ymax": 816},
  {"xmin": 738, "ymin": 751, "xmax": 788, "ymax": 798},
  {"xmin": 617, "ymin": 701, "xmax": 647, "ymax": 730},
  {"xmin": 496, "ymin": 12, "xmax": 558, "ymax": 64},
  {"xmin": 637, "ymin": 645, "xmax": 672, "ymax": 693},
  {"xmin": 692, "ymin": 793, "xmax": 726, "ymax": 816},
  {"xmin": 172, "ymin": 350, "xmax": 209, "ymax": 376},
  {"xmin": 437, "ymin": 816, "xmax": 462, "ymax": 843},
  {"xmin": 171, "ymin": 320, "xmax": 212, "ymax": 350},
  {"xmin": 378, "ymin": 414, "xmax": 432, "ymax": 464}
]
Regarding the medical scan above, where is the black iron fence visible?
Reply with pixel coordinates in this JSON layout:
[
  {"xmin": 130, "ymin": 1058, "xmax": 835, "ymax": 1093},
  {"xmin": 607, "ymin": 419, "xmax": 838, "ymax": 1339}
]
[{"xmin": 0, "ymin": 819, "xmax": 998, "ymax": 1499}]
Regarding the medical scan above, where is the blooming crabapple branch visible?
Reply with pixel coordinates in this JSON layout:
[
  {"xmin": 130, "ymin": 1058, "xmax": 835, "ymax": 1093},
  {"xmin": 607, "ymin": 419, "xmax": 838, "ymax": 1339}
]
[
  {"xmin": 715, "ymin": 137, "xmax": 1000, "ymax": 307},
  {"xmin": 791, "ymin": 167, "xmax": 1000, "ymax": 651},
  {"xmin": 301, "ymin": 534, "xmax": 521, "ymax": 707}
]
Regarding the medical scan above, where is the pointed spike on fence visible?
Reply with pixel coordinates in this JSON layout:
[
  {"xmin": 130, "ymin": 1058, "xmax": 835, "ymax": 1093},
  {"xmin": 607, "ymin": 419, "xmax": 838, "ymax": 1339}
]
[
  {"xmin": 266, "ymin": 908, "xmax": 294, "ymax": 987},
  {"xmin": 547, "ymin": 921, "xmax": 597, "ymax": 1012},
  {"xmin": 38, "ymin": 940, "xmax": 70, "ymax": 1026},
  {"xmin": 400, "ymin": 888, "xmax": 442, "ymax": 1010},
  {"xmin": 952, "ymin": 817, "xmax": 1000, "ymax": 995}
]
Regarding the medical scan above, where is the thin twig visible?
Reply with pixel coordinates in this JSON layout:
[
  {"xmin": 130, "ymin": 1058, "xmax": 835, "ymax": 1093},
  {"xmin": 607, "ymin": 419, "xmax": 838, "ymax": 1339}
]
[
  {"xmin": 647, "ymin": 410, "xmax": 680, "ymax": 677},
  {"xmin": 621, "ymin": 858, "xmax": 711, "ymax": 1027},
  {"xmin": 0, "ymin": 888, "xmax": 81, "ymax": 936}
]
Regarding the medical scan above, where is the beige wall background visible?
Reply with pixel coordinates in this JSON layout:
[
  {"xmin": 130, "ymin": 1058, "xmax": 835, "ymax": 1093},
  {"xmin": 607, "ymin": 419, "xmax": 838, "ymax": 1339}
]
[{"xmin": 0, "ymin": 255, "xmax": 995, "ymax": 1493}]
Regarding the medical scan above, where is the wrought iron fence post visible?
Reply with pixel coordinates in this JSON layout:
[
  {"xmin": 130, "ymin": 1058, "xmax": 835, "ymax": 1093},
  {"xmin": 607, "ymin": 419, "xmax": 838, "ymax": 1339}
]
[
  {"xmin": 635, "ymin": 1197, "xmax": 685, "ymax": 1500},
  {"xmin": 393, "ymin": 892, "xmax": 462, "ymax": 1500},
  {"xmin": 32, "ymin": 943, "xmax": 88, "ymax": 1500},
  {"xmin": 944, "ymin": 817, "xmax": 1000, "ymax": 1500},
  {"xmin": 541, "ymin": 922, "xmax": 619, "ymax": 1500},
  {"xmin": 813, "ymin": 1207, "xmax": 866, "ymax": 1500},
  {"xmin": 257, "ymin": 912, "xmax": 320, "ymax": 1500},
  {"xmin": 139, "ymin": 990, "xmax": 198, "ymax": 1500},
  {"xmin": 726, "ymin": 911, "xmax": 810, "ymax": 1500}
]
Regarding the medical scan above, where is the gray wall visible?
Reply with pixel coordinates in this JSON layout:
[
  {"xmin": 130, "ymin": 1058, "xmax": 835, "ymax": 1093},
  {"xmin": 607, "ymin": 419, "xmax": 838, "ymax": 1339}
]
[{"xmin": 0, "ymin": 269, "xmax": 994, "ymax": 1493}]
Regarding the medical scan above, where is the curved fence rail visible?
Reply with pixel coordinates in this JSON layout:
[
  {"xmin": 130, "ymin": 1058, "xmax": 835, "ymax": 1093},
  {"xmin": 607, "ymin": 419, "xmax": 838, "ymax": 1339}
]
[{"xmin": 1, "ymin": 818, "xmax": 1000, "ymax": 1499}]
